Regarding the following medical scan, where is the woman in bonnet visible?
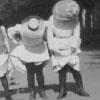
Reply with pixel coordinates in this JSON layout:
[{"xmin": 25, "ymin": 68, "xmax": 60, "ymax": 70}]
[
  {"xmin": 47, "ymin": 0, "xmax": 89, "ymax": 99},
  {"xmin": 7, "ymin": 16, "xmax": 49, "ymax": 100}
]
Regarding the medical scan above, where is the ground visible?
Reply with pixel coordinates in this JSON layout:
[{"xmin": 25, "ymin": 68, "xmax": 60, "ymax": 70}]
[{"xmin": 0, "ymin": 50, "xmax": 100, "ymax": 100}]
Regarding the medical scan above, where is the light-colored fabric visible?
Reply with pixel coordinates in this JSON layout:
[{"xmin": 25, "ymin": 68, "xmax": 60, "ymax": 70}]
[
  {"xmin": 53, "ymin": 25, "xmax": 73, "ymax": 38},
  {"xmin": 0, "ymin": 28, "xmax": 4, "ymax": 46},
  {"xmin": 9, "ymin": 54, "xmax": 50, "ymax": 73},
  {"xmin": 22, "ymin": 22, "xmax": 45, "ymax": 46},
  {"xmin": 51, "ymin": 54, "xmax": 80, "ymax": 72},
  {"xmin": 0, "ymin": 26, "xmax": 10, "ymax": 77},
  {"xmin": 0, "ymin": 54, "xmax": 13, "ymax": 77},
  {"xmin": 0, "ymin": 54, "xmax": 8, "ymax": 77},
  {"xmin": 47, "ymin": 16, "xmax": 81, "ymax": 72},
  {"xmin": 0, "ymin": 26, "xmax": 9, "ymax": 54},
  {"xmin": 7, "ymin": 21, "xmax": 50, "ymax": 73},
  {"xmin": 9, "ymin": 42, "xmax": 49, "ymax": 73},
  {"xmin": 8, "ymin": 23, "xmax": 47, "ymax": 54},
  {"xmin": 0, "ymin": 26, "xmax": 9, "ymax": 50},
  {"xmin": 52, "ymin": 0, "xmax": 80, "ymax": 20},
  {"xmin": 10, "ymin": 43, "xmax": 49, "ymax": 63},
  {"xmin": 47, "ymin": 16, "xmax": 81, "ymax": 50},
  {"xmin": 28, "ymin": 18, "xmax": 39, "ymax": 29},
  {"xmin": 8, "ymin": 23, "xmax": 49, "ymax": 62},
  {"xmin": 9, "ymin": 55, "xmax": 26, "ymax": 73}
]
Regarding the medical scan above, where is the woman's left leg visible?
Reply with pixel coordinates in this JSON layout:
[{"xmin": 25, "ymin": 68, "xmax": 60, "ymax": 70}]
[
  {"xmin": 25, "ymin": 63, "xmax": 36, "ymax": 100},
  {"xmin": 35, "ymin": 63, "xmax": 47, "ymax": 99},
  {"xmin": 68, "ymin": 66, "xmax": 90, "ymax": 97}
]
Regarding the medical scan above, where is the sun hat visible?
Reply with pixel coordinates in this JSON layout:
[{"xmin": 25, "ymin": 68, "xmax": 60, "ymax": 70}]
[
  {"xmin": 22, "ymin": 16, "xmax": 45, "ymax": 31},
  {"xmin": 52, "ymin": 0, "xmax": 80, "ymax": 21},
  {"xmin": 28, "ymin": 18, "xmax": 39, "ymax": 31},
  {"xmin": 22, "ymin": 16, "xmax": 45, "ymax": 37},
  {"xmin": 51, "ymin": 0, "xmax": 80, "ymax": 29}
]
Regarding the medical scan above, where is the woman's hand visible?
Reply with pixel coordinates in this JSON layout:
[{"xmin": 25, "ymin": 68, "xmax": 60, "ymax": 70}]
[
  {"xmin": 71, "ymin": 47, "xmax": 76, "ymax": 54},
  {"xmin": 13, "ymin": 33, "xmax": 22, "ymax": 42},
  {"xmin": 49, "ymin": 49, "xmax": 54, "ymax": 55}
]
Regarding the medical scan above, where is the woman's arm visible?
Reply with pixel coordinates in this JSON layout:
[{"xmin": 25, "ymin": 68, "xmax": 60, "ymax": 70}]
[{"xmin": 7, "ymin": 24, "xmax": 22, "ymax": 44}]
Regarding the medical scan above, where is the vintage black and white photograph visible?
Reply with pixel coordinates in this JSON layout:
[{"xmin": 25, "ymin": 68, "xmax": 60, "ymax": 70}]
[{"xmin": 0, "ymin": 0, "xmax": 100, "ymax": 100}]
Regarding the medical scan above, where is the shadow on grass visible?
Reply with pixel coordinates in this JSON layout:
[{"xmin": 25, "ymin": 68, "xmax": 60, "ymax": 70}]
[{"xmin": 0, "ymin": 82, "xmax": 80, "ymax": 98}]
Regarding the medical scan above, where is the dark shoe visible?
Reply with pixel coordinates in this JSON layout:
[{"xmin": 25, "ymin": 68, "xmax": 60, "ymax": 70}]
[
  {"xmin": 57, "ymin": 92, "xmax": 67, "ymax": 100},
  {"xmin": 5, "ymin": 96, "xmax": 13, "ymax": 100},
  {"xmin": 57, "ymin": 88, "xmax": 67, "ymax": 100},
  {"xmin": 29, "ymin": 91, "xmax": 36, "ymax": 100},
  {"xmin": 72, "ymin": 70, "xmax": 90, "ymax": 97},
  {"xmin": 39, "ymin": 89, "xmax": 48, "ymax": 99},
  {"xmin": 78, "ymin": 88, "xmax": 90, "ymax": 97}
]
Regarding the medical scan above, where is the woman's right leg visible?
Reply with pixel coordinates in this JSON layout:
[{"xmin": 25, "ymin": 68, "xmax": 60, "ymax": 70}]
[
  {"xmin": 25, "ymin": 63, "xmax": 36, "ymax": 100},
  {"xmin": 1, "ymin": 75, "xmax": 12, "ymax": 100},
  {"xmin": 57, "ymin": 66, "xmax": 67, "ymax": 99},
  {"xmin": 68, "ymin": 65, "xmax": 90, "ymax": 96}
]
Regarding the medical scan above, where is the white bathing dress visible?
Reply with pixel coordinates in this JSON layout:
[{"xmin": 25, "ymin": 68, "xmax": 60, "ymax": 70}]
[
  {"xmin": 8, "ymin": 23, "xmax": 49, "ymax": 73},
  {"xmin": 47, "ymin": 16, "xmax": 81, "ymax": 72}
]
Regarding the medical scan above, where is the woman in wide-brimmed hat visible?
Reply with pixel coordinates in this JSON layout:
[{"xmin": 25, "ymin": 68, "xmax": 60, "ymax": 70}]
[
  {"xmin": 7, "ymin": 16, "xmax": 49, "ymax": 100},
  {"xmin": 47, "ymin": 0, "xmax": 89, "ymax": 99}
]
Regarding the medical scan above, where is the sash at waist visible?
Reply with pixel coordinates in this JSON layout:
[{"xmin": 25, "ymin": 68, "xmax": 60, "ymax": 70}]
[
  {"xmin": 54, "ymin": 32, "xmax": 73, "ymax": 39},
  {"xmin": 24, "ymin": 41, "xmax": 46, "ymax": 54},
  {"xmin": 22, "ymin": 34, "xmax": 43, "ymax": 47}
]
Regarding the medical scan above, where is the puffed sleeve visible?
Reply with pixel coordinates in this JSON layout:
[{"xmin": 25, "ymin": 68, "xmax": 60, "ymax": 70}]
[{"xmin": 7, "ymin": 24, "xmax": 22, "ymax": 44}]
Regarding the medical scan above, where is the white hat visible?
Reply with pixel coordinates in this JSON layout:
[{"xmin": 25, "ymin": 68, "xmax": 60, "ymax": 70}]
[
  {"xmin": 22, "ymin": 16, "xmax": 45, "ymax": 38},
  {"xmin": 28, "ymin": 18, "xmax": 39, "ymax": 30},
  {"xmin": 52, "ymin": 0, "xmax": 80, "ymax": 20}
]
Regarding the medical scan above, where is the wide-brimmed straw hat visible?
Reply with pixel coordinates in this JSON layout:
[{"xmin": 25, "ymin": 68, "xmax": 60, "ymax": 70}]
[
  {"xmin": 52, "ymin": 0, "xmax": 80, "ymax": 21},
  {"xmin": 28, "ymin": 18, "xmax": 39, "ymax": 31},
  {"xmin": 22, "ymin": 16, "xmax": 45, "ymax": 38},
  {"xmin": 22, "ymin": 16, "xmax": 45, "ymax": 30},
  {"xmin": 52, "ymin": 0, "xmax": 80, "ymax": 29}
]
